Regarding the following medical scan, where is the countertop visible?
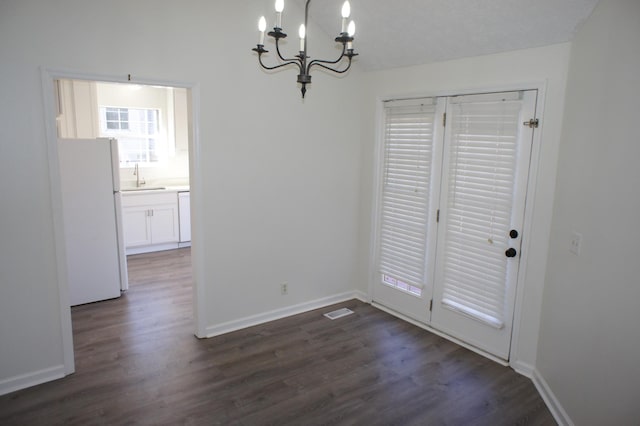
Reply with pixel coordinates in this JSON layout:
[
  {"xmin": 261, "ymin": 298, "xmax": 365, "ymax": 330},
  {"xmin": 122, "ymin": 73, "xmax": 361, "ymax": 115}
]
[{"xmin": 120, "ymin": 185, "xmax": 190, "ymax": 195}]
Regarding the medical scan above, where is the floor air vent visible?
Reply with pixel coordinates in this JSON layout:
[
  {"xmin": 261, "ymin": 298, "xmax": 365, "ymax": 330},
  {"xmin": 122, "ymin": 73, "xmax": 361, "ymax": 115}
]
[{"xmin": 323, "ymin": 307, "xmax": 354, "ymax": 320}]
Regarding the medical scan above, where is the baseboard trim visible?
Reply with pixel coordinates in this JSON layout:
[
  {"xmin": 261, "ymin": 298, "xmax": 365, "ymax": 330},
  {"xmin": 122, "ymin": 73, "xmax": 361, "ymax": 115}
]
[
  {"xmin": 0, "ymin": 365, "xmax": 65, "ymax": 396},
  {"xmin": 532, "ymin": 368, "xmax": 574, "ymax": 426},
  {"xmin": 204, "ymin": 291, "xmax": 368, "ymax": 338},
  {"xmin": 510, "ymin": 359, "xmax": 535, "ymax": 378},
  {"xmin": 126, "ymin": 243, "xmax": 180, "ymax": 256},
  {"xmin": 352, "ymin": 290, "xmax": 369, "ymax": 303}
]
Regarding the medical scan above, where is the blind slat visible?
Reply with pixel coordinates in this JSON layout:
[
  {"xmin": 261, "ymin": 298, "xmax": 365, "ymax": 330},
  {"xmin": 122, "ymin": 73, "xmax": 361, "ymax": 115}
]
[{"xmin": 378, "ymin": 101, "xmax": 437, "ymax": 290}]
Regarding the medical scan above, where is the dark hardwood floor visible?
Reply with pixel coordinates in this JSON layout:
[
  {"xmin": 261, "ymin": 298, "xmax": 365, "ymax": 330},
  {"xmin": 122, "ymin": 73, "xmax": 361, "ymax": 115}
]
[{"xmin": 0, "ymin": 248, "xmax": 555, "ymax": 425}]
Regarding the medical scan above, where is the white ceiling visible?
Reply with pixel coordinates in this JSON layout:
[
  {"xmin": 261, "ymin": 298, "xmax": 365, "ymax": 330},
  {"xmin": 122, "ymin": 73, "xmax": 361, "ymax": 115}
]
[{"xmin": 293, "ymin": 0, "xmax": 599, "ymax": 71}]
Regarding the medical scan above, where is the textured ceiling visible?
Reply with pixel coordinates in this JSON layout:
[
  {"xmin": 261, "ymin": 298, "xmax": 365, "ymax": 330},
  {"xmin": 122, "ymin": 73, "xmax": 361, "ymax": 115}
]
[{"xmin": 291, "ymin": 0, "xmax": 599, "ymax": 71}]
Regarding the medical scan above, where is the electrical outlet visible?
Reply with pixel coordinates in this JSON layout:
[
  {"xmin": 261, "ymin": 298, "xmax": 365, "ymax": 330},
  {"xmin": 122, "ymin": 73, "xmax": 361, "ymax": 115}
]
[
  {"xmin": 280, "ymin": 282, "xmax": 288, "ymax": 295},
  {"xmin": 570, "ymin": 231, "xmax": 582, "ymax": 256}
]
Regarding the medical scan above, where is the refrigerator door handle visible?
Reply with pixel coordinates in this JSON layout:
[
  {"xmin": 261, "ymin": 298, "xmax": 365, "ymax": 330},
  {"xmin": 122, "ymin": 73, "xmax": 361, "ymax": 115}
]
[
  {"xmin": 110, "ymin": 138, "xmax": 121, "ymax": 192},
  {"xmin": 113, "ymin": 191, "xmax": 129, "ymax": 292}
]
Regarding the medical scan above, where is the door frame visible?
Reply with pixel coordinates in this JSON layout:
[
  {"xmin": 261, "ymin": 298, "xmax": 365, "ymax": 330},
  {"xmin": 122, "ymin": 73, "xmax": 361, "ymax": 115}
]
[
  {"xmin": 368, "ymin": 82, "xmax": 547, "ymax": 367},
  {"xmin": 40, "ymin": 68, "xmax": 206, "ymax": 375}
]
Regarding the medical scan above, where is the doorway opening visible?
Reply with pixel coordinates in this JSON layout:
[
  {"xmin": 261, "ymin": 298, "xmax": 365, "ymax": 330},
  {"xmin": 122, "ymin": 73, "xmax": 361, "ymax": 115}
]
[
  {"xmin": 56, "ymin": 78, "xmax": 191, "ymax": 296},
  {"xmin": 42, "ymin": 70, "xmax": 203, "ymax": 376}
]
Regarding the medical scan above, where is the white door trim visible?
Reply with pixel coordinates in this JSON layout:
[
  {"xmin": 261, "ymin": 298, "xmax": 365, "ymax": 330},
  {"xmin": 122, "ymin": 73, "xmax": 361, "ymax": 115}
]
[{"xmin": 40, "ymin": 68, "xmax": 206, "ymax": 376}]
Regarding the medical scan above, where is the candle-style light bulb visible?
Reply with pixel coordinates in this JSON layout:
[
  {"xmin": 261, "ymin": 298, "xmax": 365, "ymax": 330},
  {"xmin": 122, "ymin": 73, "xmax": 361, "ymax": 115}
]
[
  {"xmin": 341, "ymin": 1, "xmax": 351, "ymax": 33},
  {"xmin": 275, "ymin": 0, "xmax": 284, "ymax": 29},
  {"xmin": 347, "ymin": 20, "xmax": 355, "ymax": 50},
  {"xmin": 298, "ymin": 24, "xmax": 306, "ymax": 52},
  {"xmin": 258, "ymin": 16, "xmax": 267, "ymax": 45},
  {"xmin": 341, "ymin": 1, "xmax": 351, "ymax": 18}
]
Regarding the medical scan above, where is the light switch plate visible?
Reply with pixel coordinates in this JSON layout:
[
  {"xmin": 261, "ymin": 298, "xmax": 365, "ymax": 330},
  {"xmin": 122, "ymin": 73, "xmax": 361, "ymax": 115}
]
[{"xmin": 570, "ymin": 231, "xmax": 582, "ymax": 255}]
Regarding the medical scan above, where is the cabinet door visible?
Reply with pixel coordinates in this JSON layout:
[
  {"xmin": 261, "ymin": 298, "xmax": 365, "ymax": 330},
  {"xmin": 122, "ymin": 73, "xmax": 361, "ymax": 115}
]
[
  {"xmin": 150, "ymin": 204, "xmax": 179, "ymax": 244},
  {"xmin": 123, "ymin": 207, "xmax": 152, "ymax": 247}
]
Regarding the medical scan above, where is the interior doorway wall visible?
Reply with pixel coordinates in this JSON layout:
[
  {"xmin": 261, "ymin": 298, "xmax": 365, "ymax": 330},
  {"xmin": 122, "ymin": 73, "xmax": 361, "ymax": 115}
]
[{"xmin": 41, "ymin": 69, "xmax": 204, "ymax": 376}]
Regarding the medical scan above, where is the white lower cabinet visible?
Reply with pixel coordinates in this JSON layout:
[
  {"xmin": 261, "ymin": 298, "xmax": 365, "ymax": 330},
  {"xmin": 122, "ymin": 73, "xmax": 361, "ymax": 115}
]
[
  {"xmin": 122, "ymin": 192, "xmax": 179, "ymax": 253},
  {"xmin": 122, "ymin": 206, "xmax": 152, "ymax": 247},
  {"xmin": 149, "ymin": 205, "xmax": 179, "ymax": 244}
]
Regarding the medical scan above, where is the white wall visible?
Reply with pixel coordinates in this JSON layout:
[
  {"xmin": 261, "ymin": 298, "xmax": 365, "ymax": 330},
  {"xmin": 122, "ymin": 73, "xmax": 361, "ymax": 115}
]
[
  {"xmin": 537, "ymin": 0, "xmax": 640, "ymax": 424},
  {"xmin": 56, "ymin": 79, "xmax": 99, "ymax": 138},
  {"xmin": 0, "ymin": 0, "xmax": 365, "ymax": 393},
  {"xmin": 358, "ymin": 43, "xmax": 572, "ymax": 371}
]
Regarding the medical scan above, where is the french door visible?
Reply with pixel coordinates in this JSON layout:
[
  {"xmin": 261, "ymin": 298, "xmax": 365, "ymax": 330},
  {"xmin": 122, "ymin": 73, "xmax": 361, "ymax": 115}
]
[
  {"xmin": 373, "ymin": 90, "xmax": 538, "ymax": 360},
  {"xmin": 374, "ymin": 97, "xmax": 444, "ymax": 323}
]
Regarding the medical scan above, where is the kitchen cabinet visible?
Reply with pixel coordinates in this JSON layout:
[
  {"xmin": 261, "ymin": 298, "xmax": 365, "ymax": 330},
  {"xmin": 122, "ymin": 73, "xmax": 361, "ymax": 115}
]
[{"xmin": 122, "ymin": 192, "xmax": 179, "ymax": 253}]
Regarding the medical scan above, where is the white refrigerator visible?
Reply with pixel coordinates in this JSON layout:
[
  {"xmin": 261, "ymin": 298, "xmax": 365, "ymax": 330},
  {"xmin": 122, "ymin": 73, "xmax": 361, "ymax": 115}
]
[{"xmin": 58, "ymin": 138, "xmax": 128, "ymax": 306}]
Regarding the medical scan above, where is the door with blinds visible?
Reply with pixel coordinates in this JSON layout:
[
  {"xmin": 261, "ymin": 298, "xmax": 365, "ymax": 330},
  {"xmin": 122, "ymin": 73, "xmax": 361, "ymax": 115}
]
[
  {"xmin": 373, "ymin": 97, "xmax": 444, "ymax": 323},
  {"xmin": 374, "ymin": 90, "xmax": 538, "ymax": 360}
]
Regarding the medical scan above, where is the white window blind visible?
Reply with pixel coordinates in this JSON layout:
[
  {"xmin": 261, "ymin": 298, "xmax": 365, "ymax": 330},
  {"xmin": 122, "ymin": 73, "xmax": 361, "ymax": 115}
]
[
  {"xmin": 440, "ymin": 94, "xmax": 523, "ymax": 329},
  {"xmin": 378, "ymin": 99, "xmax": 436, "ymax": 294}
]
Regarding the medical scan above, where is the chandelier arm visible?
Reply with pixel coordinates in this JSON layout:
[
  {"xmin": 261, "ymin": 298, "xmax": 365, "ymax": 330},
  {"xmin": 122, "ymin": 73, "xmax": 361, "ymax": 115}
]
[
  {"xmin": 258, "ymin": 54, "xmax": 301, "ymax": 71},
  {"xmin": 308, "ymin": 54, "xmax": 346, "ymax": 67},
  {"xmin": 274, "ymin": 38, "xmax": 301, "ymax": 64},
  {"xmin": 308, "ymin": 57, "xmax": 353, "ymax": 75},
  {"xmin": 307, "ymin": 44, "xmax": 347, "ymax": 68}
]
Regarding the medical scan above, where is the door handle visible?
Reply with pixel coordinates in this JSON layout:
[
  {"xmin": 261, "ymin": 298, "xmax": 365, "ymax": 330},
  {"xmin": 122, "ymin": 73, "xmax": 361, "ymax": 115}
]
[
  {"xmin": 505, "ymin": 248, "xmax": 517, "ymax": 258},
  {"xmin": 509, "ymin": 229, "xmax": 519, "ymax": 238}
]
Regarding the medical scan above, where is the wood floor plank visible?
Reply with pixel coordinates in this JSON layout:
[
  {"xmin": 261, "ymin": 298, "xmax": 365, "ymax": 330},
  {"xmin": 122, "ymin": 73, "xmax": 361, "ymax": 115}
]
[{"xmin": 0, "ymin": 248, "xmax": 556, "ymax": 425}]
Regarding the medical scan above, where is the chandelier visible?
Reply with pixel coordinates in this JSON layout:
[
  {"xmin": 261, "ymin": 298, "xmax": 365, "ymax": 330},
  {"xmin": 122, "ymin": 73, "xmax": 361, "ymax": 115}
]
[{"xmin": 252, "ymin": 0, "xmax": 358, "ymax": 98}]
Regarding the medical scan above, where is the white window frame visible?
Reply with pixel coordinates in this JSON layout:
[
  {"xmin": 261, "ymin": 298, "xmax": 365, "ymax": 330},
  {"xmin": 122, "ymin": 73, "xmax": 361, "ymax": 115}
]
[{"xmin": 99, "ymin": 106, "xmax": 163, "ymax": 167}]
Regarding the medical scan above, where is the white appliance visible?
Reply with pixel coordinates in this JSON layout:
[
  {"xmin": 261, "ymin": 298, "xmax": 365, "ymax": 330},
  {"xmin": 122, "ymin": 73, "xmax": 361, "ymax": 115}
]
[
  {"xmin": 178, "ymin": 191, "xmax": 191, "ymax": 245},
  {"xmin": 58, "ymin": 138, "xmax": 128, "ymax": 306}
]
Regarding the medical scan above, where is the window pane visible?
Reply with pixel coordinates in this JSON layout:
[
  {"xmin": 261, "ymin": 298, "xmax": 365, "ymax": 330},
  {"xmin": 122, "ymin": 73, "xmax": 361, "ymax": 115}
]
[
  {"xmin": 148, "ymin": 139, "xmax": 157, "ymax": 162},
  {"xmin": 100, "ymin": 106, "xmax": 162, "ymax": 166},
  {"xmin": 129, "ymin": 121, "xmax": 141, "ymax": 134}
]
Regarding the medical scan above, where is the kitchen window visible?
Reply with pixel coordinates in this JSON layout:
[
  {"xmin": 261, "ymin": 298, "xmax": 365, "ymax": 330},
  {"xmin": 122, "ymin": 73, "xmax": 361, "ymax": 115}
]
[{"xmin": 99, "ymin": 106, "xmax": 161, "ymax": 166}]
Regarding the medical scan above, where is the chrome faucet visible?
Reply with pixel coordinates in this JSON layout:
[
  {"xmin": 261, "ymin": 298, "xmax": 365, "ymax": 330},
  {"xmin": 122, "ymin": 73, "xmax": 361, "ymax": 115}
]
[{"xmin": 133, "ymin": 163, "xmax": 145, "ymax": 187}]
